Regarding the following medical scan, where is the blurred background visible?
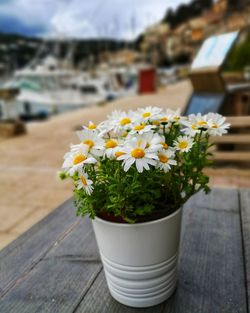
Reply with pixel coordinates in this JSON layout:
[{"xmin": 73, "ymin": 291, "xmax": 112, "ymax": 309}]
[{"xmin": 1, "ymin": 0, "xmax": 250, "ymax": 249}]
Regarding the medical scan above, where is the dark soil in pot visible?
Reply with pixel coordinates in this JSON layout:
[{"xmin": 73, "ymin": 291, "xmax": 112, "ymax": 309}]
[{"xmin": 97, "ymin": 206, "xmax": 178, "ymax": 224}]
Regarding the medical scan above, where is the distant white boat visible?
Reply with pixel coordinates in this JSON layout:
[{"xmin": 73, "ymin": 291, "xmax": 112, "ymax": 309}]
[
  {"xmin": 12, "ymin": 55, "xmax": 104, "ymax": 116},
  {"xmin": 1, "ymin": 39, "xmax": 140, "ymax": 120}
]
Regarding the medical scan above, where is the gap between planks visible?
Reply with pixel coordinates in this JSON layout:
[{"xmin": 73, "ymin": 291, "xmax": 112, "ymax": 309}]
[{"xmin": 239, "ymin": 189, "xmax": 250, "ymax": 313}]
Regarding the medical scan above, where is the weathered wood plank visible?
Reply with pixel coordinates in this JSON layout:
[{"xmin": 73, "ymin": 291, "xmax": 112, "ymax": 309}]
[
  {"xmin": 184, "ymin": 188, "xmax": 239, "ymax": 212},
  {"xmin": 168, "ymin": 189, "xmax": 246, "ymax": 313},
  {"xmin": 226, "ymin": 116, "xmax": 250, "ymax": 128},
  {"xmin": 0, "ymin": 218, "xmax": 102, "ymax": 313},
  {"xmin": 213, "ymin": 152, "xmax": 250, "ymax": 162},
  {"xmin": 212, "ymin": 134, "xmax": 250, "ymax": 144},
  {"xmin": 180, "ymin": 195, "xmax": 243, "ymax": 313},
  {"xmin": 239, "ymin": 189, "xmax": 250, "ymax": 310},
  {"xmin": 0, "ymin": 198, "xmax": 80, "ymax": 296}
]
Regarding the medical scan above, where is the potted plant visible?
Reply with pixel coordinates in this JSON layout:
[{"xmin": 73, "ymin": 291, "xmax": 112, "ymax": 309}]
[{"xmin": 60, "ymin": 106, "xmax": 229, "ymax": 308}]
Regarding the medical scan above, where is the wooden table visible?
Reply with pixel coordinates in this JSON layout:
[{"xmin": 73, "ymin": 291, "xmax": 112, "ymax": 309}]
[{"xmin": 1, "ymin": 188, "xmax": 250, "ymax": 313}]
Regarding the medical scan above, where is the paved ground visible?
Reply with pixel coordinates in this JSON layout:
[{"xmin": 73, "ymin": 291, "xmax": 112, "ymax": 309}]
[{"xmin": 0, "ymin": 80, "xmax": 249, "ymax": 249}]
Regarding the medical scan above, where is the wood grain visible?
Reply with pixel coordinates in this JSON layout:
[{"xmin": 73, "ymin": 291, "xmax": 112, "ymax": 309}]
[
  {"xmin": 0, "ymin": 198, "xmax": 77, "ymax": 296},
  {"xmin": 171, "ymin": 190, "xmax": 247, "ymax": 313},
  {"xmin": 226, "ymin": 116, "xmax": 250, "ymax": 128},
  {"xmin": 184, "ymin": 188, "xmax": 239, "ymax": 212},
  {"xmin": 210, "ymin": 115, "xmax": 250, "ymax": 164},
  {"xmin": 240, "ymin": 189, "xmax": 250, "ymax": 309},
  {"xmin": 212, "ymin": 134, "xmax": 250, "ymax": 144},
  {"xmin": 0, "ymin": 218, "xmax": 102, "ymax": 313},
  {"xmin": 213, "ymin": 151, "xmax": 250, "ymax": 162}
]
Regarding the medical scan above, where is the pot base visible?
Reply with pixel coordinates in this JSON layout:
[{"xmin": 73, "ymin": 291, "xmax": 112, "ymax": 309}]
[
  {"xmin": 109, "ymin": 283, "xmax": 177, "ymax": 308},
  {"xmin": 102, "ymin": 252, "xmax": 178, "ymax": 308}
]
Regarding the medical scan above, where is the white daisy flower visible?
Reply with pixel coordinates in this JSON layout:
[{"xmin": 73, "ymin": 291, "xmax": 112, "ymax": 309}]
[
  {"xmin": 99, "ymin": 127, "xmax": 124, "ymax": 139},
  {"xmin": 97, "ymin": 120, "xmax": 113, "ymax": 137},
  {"xmin": 116, "ymin": 110, "xmax": 133, "ymax": 129},
  {"xmin": 83, "ymin": 121, "xmax": 97, "ymax": 130},
  {"xmin": 76, "ymin": 129, "xmax": 105, "ymax": 157},
  {"xmin": 99, "ymin": 110, "xmax": 133, "ymax": 136},
  {"xmin": 130, "ymin": 123, "xmax": 155, "ymax": 135},
  {"xmin": 159, "ymin": 115, "xmax": 170, "ymax": 124},
  {"xmin": 182, "ymin": 113, "xmax": 210, "ymax": 136},
  {"xmin": 62, "ymin": 144, "xmax": 97, "ymax": 176},
  {"xmin": 174, "ymin": 136, "xmax": 194, "ymax": 153},
  {"xmin": 139, "ymin": 131, "xmax": 164, "ymax": 153},
  {"xmin": 185, "ymin": 113, "xmax": 209, "ymax": 127},
  {"xmin": 135, "ymin": 106, "xmax": 163, "ymax": 122},
  {"xmin": 160, "ymin": 141, "xmax": 171, "ymax": 150},
  {"xmin": 114, "ymin": 150, "xmax": 126, "ymax": 159},
  {"xmin": 157, "ymin": 108, "xmax": 184, "ymax": 134},
  {"xmin": 106, "ymin": 110, "xmax": 127, "ymax": 123},
  {"xmin": 157, "ymin": 150, "xmax": 177, "ymax": 172},
  {"xmin": 182, "ymin": 124, "xmax": 199, "ymax": 136},
  {"xmin": 126, "ymin": 132, "xmax": 168, "ymax": 152},
  {"xmin": 117, "ymin": 136, "xmax": 159, "ymax": 173},
  {"xmin": 76, "ymin": 171, "xmax": 94, "ymax": 195},
  {"xmin": 206, "ymin": 113, "xmax": 230, "ymax": 136},
  {"xmin": 163, "ymin": 108, "xmax": 182, "ymax": 124},
  {"xmin": 104, "ymin": 138, "xmax": 121, "ymax": 159}
]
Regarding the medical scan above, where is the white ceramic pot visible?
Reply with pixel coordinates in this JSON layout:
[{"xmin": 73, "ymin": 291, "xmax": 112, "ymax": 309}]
[{"xmin": 92, "ymin": 208, "xmax": 182, "ymax": 308}]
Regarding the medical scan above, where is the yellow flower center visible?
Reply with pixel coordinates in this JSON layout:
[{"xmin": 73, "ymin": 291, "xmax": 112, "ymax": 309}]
[
  {"xmin": 212, "ymin": 123, "xmax": 218, "ymax": 128},
  {"xmin": 131, "ymin": 148, "xmax": 145, "ymax": 158},
  {"xmin": 146, "ymin": 143, "xmax": 150, "ymax": 148},
  {"xmin": 142, "ymin": 112, "xmax": 151, "ymax": 118},
  {"xmin": 192, "ymin": 124, "xmax": 197, "ymax": 130},
  {"xmin": 83, "ymin": 140, "xmax": 94, "ymax": 148},
  {"xmin": 134, "ymin": 124, "xmax": 145, "ymax": 131},
  {"xmin": 73, "ymin": 154, "xmax": 87, "ymax": 165},
  {"xmin": 160, "ymin": 117, "xmax": 168, "ymax": 122},
  {"xmin": 159, "ymin": 154, "xmax": 169, "ymax": 163},
  {"xmin": 178, "ymin": 141, "xmax": 188, "ymax": 149},
  {"xmin": 115, "ymin": 151, "xmax": 125, "ymax": 158},
  {"xmin": 198, "ymin": 121, "xmax": 207, "ymax": 126},
  {"xmin": 122, "ymin": 132, "xmax": 128, "ymax": 137},
  {"xmin": 105, "ymin": 139, "xmax": 117, "ymax": 149},
  {"xmin": 80, "ymin": 176, "xmax": 87, "ymax": 186},
  {"xmin": 174, "ymin": 116, "xmax": 180, "ymax": 121},
  {"xmin": 88, "ymin": 124, "xmax": 96, "ymax": 130},
  {"xmin": 161, "ymin": 142, "xmax": 168, "ymax": 149},
  {"xmin": 120, "ymin": 117, "xmax": 131, "ymax": 126}
]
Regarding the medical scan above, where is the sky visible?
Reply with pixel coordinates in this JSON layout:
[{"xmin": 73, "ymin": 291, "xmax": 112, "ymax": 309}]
[{"xmin": 0, "ymin": 0, "xmax": 192, "ymax": 40}]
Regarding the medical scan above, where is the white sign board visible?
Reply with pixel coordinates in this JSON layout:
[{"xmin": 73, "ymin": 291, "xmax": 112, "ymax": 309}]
[{"xmin": 191, "ymin": 31, "xmax": 239, "ymax": 70}]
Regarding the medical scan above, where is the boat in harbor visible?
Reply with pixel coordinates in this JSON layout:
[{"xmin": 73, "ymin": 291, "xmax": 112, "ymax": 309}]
[
  {"xmin": 11, "ymin": 55, "xmax": 107, "ymax": 118},
  {"xmin": 2, "ymin": 59, "xmax": 139, "ymax": 120},
  {"xmin": 0, "ymin": 35, "xmax": 141, "ymax": 121}
]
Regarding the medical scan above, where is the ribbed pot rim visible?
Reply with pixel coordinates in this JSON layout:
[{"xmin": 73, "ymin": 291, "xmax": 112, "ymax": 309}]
[{"xmin": 93, "ymin": 207, "xmax": 181, "ymax": 228}]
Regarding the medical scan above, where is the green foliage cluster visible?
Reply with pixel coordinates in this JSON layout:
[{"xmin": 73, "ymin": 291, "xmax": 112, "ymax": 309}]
[
  {"xmin": 60, "ymin": 124, "xmax": 212, "ymax": 223},
  {"xmin": 162, "ymin": 0, "xmax": 213, "ymax": 29}
]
